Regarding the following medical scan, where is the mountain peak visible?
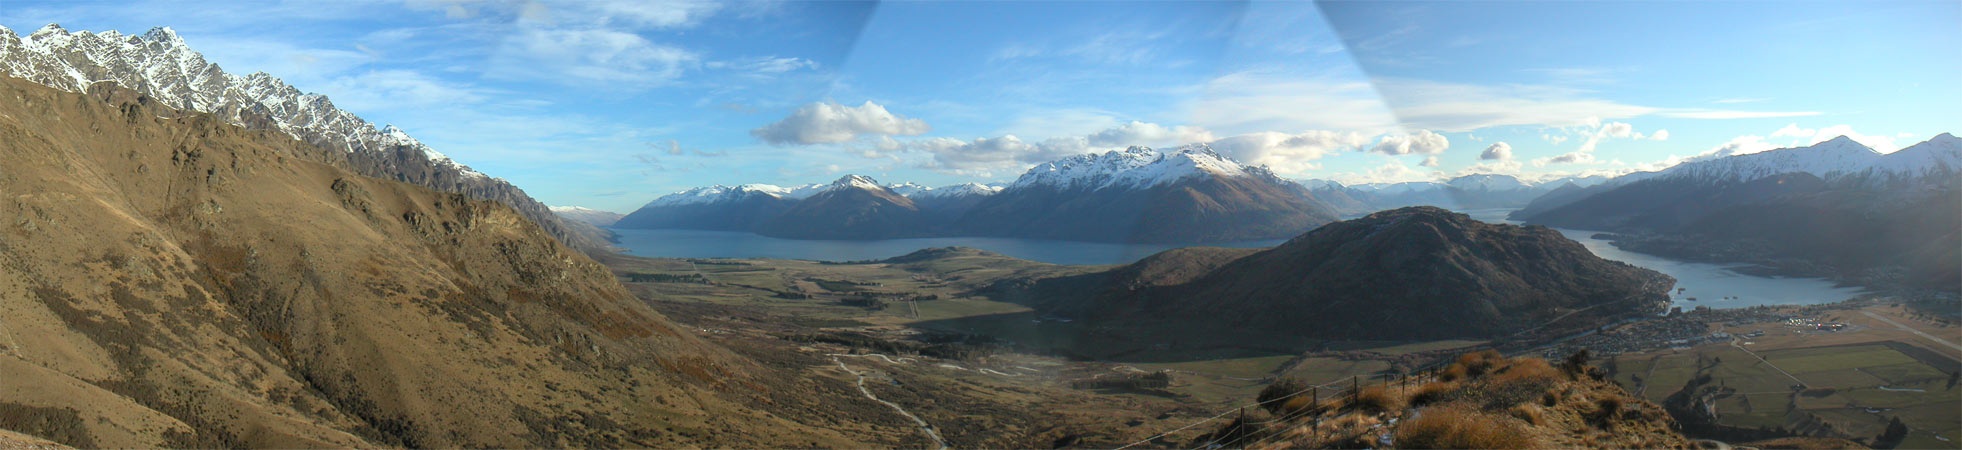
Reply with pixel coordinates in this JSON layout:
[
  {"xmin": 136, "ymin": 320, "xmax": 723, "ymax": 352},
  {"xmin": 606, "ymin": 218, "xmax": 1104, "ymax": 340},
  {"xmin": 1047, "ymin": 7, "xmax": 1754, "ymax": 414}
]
[
  {"xmin": 1170, "ymin": 142, "xmax": 1221, "ymax": 158},
  {"xmin": 1813, "ymin": 135, "xmax": 1879, "ymax": 154},
  {"xmin": 142, "ymin": 26, "xmax": 182, "ymax": 44},
  {"xmin": 31, "ymin": 23, "xmax": 66, "ymax": 37},
  {"xmin": 828, "ymin": 174, "xmax": 883, "ymax": 191}
]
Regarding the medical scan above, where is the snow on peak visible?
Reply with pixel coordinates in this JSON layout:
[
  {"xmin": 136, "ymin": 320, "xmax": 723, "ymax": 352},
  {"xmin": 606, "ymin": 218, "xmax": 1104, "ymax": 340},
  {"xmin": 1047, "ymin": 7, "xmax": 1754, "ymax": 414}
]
[
  {"xmin": 0, "ymin": 24, "xmax": 491, "ymax": 181},
  {"xmin": 549, "ymin": 205, "xmax": 610, "ymax": 213},
  {"xmin": 908, "ymin": 182, "xmax": 1004, "ymax": 200},
  {"xmin": 142, "ymin": 26, "xmax": 182, "ymax": 44},
  {"xmin": 1445, "ymin": 174, "xmax": 1530, "ymax": 192},
  {"xmin": 31, "ymin": 24, "xmax": 66, "ymax": 37},
  {"xmin": 1652, "ymin": 134, "xmax": 1960, "ymax": 184},
  {"xmin": 1009, "ymin": 144, "xmax": 1254, "ymax": 191},
  {"xmin": 885, "ymin": 182, "xmax": 930, "ymax": 197},
  {"xmin": 644, "ymin": 182, "xmax": 831, "ymax": 207},
  {"xmin": 828, "ymin": 174, "xmax": 884, "ymax": 191}
]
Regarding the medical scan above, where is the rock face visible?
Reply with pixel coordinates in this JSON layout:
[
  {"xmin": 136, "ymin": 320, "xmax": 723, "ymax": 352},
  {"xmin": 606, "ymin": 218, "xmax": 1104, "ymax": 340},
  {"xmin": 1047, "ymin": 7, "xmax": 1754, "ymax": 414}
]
[
  {"xmin": 0, "ymin": 77, "xmax": 861, "ymax": 448},
  {"xmin": 1514, "ymin": 135, "xmax": 1962, "ymax": 292},
  {"xmin": 0, "ymin": 24, "xmax": 611, "ymax": 254},
  {"xmin": 956, "ymin": 145, "xmax": 1339, "ymax": 243},
  {"xmin": 1008, "ymin": 207, "xmax": 1673, "ymax": 340}
]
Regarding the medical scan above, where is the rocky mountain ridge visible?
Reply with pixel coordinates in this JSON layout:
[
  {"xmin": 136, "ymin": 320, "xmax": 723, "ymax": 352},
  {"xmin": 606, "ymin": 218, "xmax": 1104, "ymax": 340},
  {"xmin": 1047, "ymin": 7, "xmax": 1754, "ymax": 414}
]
[{"xmin": 0, "ymin": 24, "xmax": 611, "ymax": 253}]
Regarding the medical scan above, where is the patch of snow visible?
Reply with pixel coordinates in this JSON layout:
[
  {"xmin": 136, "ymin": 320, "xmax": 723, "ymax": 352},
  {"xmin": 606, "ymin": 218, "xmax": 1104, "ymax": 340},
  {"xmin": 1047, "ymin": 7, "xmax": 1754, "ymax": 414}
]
[{"xmin": 1009, "ymin": 144, "xmax": 1254, "ymax": 192}]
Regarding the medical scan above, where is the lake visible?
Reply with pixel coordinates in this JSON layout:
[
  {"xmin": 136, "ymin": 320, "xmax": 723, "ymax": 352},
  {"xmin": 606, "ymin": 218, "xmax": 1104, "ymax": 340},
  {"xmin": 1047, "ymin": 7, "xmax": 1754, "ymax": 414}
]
[
  {"xmin": 611, "ymin": 210, "xmax": 1869, "ymax": 309},
  {"xmin": 608, "ymin": 228, "xmax": 1286, "ymax": 266},
  {"xmin": 1458, "ymin": 208, "xmax": 1867, "ymax": 309}
]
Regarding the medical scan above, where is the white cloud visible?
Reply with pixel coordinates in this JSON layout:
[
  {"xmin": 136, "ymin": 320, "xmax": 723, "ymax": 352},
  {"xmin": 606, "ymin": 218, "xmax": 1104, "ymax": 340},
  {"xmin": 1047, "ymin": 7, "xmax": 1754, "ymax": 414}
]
[
  {"xmin": 1462, "ymin": 159, "xmax": 1523, "ymax": 175},
  {"xmin": 1332, "ymin": 161, "xmax": 1438, "ymax": 185},
  {"xmin": 492, "ymin": 27, "xmax": 699, "ymax": 85},
  {"xmin": 1762, "ymin": 123, "xmax": 1900, "ymax": 153},
  {"xmin": 1369, "ymin": 79, "xmax": 1656, "ymax": 132},
  {"xmin": 1210, "ymin": 130, "xmax": 1374, "ymax": 174},
  {"xmin": 1663, "ymin": 110, "xmax": 1821, "ymax": 119},
  {"xmin": 1189, "ymin": 70, "xmax": 1401, "ymax": 134},
  {"xmin": 1810, "ymin": 125, "xmax": 1898, "ymax": 153},
  {"xmin": 1543, "ymin": 134, "xmax": 1569, "ymax": 145},
  {"xmin": 1420, "ymin": 156, "xmax": 1440, "ymax": 167},
  {"xmin": 576, "ymin": 0, "xmax": 725, "ymax": 29},
  {"xmin": 319, "ymin": 69, "xmax": 486, "ymax": 111},
  {"xmin": 706, "ymin": 56, "xmax": 817, "ymax": 75},
  {"xmin": 1598, "ymin": 122, "xmax": 1635, "ymax": 138},
  {"xmin": 1650, "ymin": 129, "xmax": 1670, "ymax": 141},
  {"xmin": 1368, "ymin": 129, "xmax": 1449, "ymax": 155},
  {"xmin": 1771, "ymin": 123, "xmax": 1816, "ymax": 138},
  {"xmin": 752, "ymin": 101, "xmax": 932, "ymax": 145},
  {"xmin": 905, "ymin": 135, "xmax": 1054, "ymax": 171},
  {"xmin": 1695, "ymin": 135, "xmax": 1777, "ymax": 159},
  {"xmin": 1479, "ymin": 142, "xmax": 1512, "ymax": 161},
  {"xmin": 1537, "ymin": 150, "xmax": 1598, "ymax": 166},
  {"xmin": 1086, "ymin": 121, "xmax": 1216, "ymax": 147}
]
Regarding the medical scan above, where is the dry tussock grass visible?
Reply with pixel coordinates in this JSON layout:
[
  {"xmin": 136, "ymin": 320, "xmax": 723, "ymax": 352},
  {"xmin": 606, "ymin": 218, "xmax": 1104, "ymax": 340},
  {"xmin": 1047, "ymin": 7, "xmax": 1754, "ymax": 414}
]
[
  {"xmin": 1348, "ymin": 386, "xmax": 1400, "ymax": 413},
  {"xmin": 1394, "ymin": 405, "xmax": 1536, "ymax": 449}
]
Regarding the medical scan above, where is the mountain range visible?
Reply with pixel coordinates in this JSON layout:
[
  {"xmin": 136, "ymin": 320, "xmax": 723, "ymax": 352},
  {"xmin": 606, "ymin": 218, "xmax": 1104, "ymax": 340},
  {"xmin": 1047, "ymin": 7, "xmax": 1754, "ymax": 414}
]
[
  {"xmin": 0, "ymin": 24, "xmax": 611, "ymax": 253},
  {"xmin": 620, "ymin": 145, "xmax": 1339, "ymax": 243},
  {"xmin": 549, "ymin": 206, "xmax": 625, "ymax": 227},
  {"xmin": 1305, "ymin": 174, "xmax": 1611, "ymax": 216},
  {"xmin": 1514, "ymin": 134, "xmax": 1962, "ymax": 292}
]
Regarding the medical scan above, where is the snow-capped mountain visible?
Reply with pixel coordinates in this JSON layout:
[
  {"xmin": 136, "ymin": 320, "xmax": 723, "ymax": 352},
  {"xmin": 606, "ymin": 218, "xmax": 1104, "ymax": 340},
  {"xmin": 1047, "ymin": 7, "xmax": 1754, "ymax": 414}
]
[
  {"xmin": 643, "ymin": 183, "xmax": 823, "ymax": 208},
  {"xmin": 1513, "ymin": 133, "xmax": 1960, "ymax": 292},
  {"xmin": 825, "ymin": 174, "xmax": 888, "ymax": 193},
  {"xmin": 1651, "ymin": 134, "xmax": 1961, "ymax": 184},
  {"xmin": 1010, "ymin": 144, "xmax": 1258, "ymax": 192},
  {"xmin": 909, "ymin": 183, "xmax": 1004, "ymax": 200},
  {"xmin": 1446, "ymin": 174, "xmax": 1533, "ymax": 192},
  {"xmin": 2, "ymin": 25, "xmax": 481, "ymax": 178},
  {"xmin": 0, "ymin": 24, "xmax": 608, "ymax": 251},
  {"xmin": 960, "ymin": 145, "xmax": 1337, "ymax": 243},
  {"xmin": 618, "ymin": 147, "xmax": 1331, "ymax": 243},
  {"xmin": 753, "ymin": 175, "xmax": 931, "ymax": 240},
  {"xmin": 1303, "ymin": 174, "xmax": 1579, "ymax": 215},
  {"xmin": 548, "ymin": 206, "xmax": 625, "ymax": 227}
]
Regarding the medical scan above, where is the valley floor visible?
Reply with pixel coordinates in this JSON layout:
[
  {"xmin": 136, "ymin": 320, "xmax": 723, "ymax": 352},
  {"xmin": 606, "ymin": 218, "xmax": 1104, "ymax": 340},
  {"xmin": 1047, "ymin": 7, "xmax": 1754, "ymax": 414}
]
[{"xmin": 598, "ymin": 249, "xmax": 1961, "ymax": 448}]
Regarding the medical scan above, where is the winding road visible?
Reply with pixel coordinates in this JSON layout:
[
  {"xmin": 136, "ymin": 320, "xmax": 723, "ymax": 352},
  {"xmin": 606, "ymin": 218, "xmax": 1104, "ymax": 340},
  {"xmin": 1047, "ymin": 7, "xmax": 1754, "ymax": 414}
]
[{"xmin": 831, "ymin": 355, "xmax": 949, "ymax": 450}]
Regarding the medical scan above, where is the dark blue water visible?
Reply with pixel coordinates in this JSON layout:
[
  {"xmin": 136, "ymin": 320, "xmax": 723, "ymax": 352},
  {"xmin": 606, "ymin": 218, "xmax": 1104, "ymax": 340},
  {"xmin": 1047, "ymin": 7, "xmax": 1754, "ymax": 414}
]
[
  {"xmin": 1460, "ymin": 208, "xmax": 1867, "ymax": 309},
  {"xmin": 608, "ymin": 228, "xmax": 1287, "ymax": 266}
]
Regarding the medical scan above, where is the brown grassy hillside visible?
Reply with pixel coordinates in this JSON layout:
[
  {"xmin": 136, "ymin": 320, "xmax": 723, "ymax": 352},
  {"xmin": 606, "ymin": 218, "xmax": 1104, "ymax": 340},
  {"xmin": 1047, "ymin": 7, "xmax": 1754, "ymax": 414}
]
[{"xmin": 0, "ymin": 76, "xmax": 880, "ymax": 448}]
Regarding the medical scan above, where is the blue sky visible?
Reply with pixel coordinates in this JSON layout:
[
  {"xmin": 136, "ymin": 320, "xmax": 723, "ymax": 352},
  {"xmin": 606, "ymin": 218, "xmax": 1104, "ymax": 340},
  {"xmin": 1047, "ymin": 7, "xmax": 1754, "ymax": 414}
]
[{"xmin": 6, "ymin": 0, "xmax": 1957, "ymax": 212}]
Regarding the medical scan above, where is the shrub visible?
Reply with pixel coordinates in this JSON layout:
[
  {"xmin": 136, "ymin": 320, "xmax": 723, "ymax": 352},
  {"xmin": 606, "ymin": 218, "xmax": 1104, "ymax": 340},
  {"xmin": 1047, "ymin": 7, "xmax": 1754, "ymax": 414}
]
[
  {"xmin": 1278, "ymin": 394, "xmax": 1320, "ymax": 417},
  {"xmin": 1349, "ymin": 386, "xmax": 1399, "ymax": 413},
  {"xmin": 1589, "ymin": 396, "xmax": 1624, "ymax": 427},
  {"xmin": 1444, "ymin": 350, "xmax": 1505, "ymax": 381},
  {"xmin": 1258, "ymin": 378, "xmax": 1312, "ymax": 414},
  {"xmin": 1394, "ymin": 406, "xmax": 1535, "ymax": 449},
  {"xmin": 1409, "ymin": 382, "xmax": 1458, "ymax": 407}
]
